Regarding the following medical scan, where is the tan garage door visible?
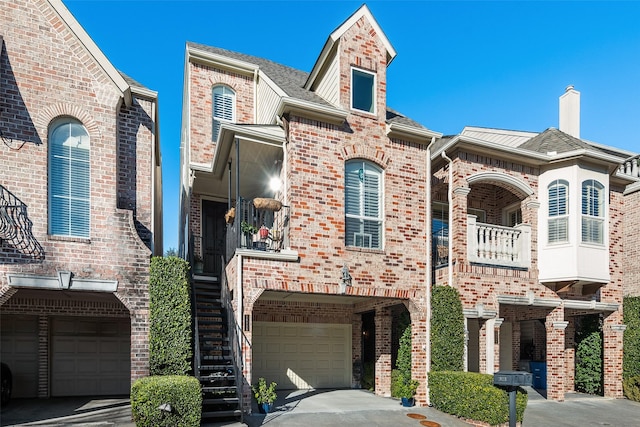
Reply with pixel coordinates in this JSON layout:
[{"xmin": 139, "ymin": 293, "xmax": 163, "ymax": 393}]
[
  {"xmin": 253, "ymin": 322, "xmax": 351, "ymax": 389},
  {"xmin": 51, "ymin": 317, "xmax": 130, "ymax": 396},
  {"xmin": 0, "ymin": 315, "xmax": 38, "ymax": 398}
]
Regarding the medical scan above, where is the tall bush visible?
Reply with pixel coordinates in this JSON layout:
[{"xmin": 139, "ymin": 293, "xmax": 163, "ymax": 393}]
[
  {"xmin": 624, "ymin": 297, "xmax": 640, "ymax": 379},
  {"xmin": 431, "ymin": 285, "xmax": 464, "ymax": 371},
  {"xmin": 149, "ymin": 256, "xmax": 192, "ymax": 376},
  {"xmin": 575, "ymin": 314, "xmax": 602, "ymax": 395}
]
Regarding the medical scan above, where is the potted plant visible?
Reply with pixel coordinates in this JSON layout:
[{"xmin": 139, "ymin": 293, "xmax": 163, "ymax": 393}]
[
  {"xmin": 240, "ymin": 221, "xmax": 259, "ymax": 248},
  {"xmin": 252, "ymin": 377, "xmax": 277, "ymax": 414},
  {"xmin": 397, "ymin": 376, "xmax": 419, "ymax": 407}
]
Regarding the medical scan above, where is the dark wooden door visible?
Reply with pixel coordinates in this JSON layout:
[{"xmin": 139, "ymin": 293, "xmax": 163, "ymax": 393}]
[{"xmin": 202, "ymin": 200, "xmax": 227, "ymax": 277}]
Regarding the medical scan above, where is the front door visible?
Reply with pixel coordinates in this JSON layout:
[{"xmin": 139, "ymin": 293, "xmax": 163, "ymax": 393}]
[{"xmin": 202, "ymin": 200, "xmax": 227, "ymax": 277}]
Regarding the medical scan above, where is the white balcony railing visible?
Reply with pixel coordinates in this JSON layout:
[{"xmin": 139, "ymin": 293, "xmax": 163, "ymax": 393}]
[
  {"xmin": 467, "ymin": 215, "xmax": 531, "ymax": 269},
  {"xmin": 619, "ymin": 155, "xmax": 640, "ymax": 179}
]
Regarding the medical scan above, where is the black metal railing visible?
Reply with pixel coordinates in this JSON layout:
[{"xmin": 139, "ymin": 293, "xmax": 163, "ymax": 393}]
[
  {"xmin": 432, "ymin": 227, "xmax": 449, "ymax": 268},
  {"xmin": 226, "ymin": 197, "xmax": 289, "ymax": 259},
  {"xmin": 220, "ymin": 255, "xmax": 250, "ymax": 422},
  {"xmin": 0, "ymin": 184, "xmax": 44, "ymax": 259}
]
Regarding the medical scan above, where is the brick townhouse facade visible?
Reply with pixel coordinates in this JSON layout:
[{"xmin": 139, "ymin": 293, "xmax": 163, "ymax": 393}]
[
  {"xmin": 0, "ymin": 0, "xmax": 162, "ymax": 399},
  {"xmin": 179, "ymin": 4, "xmax": 639, "ymax": 413}
]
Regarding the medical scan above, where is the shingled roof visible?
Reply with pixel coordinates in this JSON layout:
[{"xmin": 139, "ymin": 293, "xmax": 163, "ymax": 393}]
[
  {"xmin": 187, "ymin": 42, "xmax": 429, "ymax": 132},
  {"xmin": 518, "ymin": 127, "xmax": 600, "ymax": 154}
]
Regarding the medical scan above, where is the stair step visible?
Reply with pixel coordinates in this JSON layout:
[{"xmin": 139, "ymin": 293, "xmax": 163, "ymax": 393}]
[
  {"xmin": 202, "ymin": 355, "xmax": 232, "ymax": 362},
  {"xmin": 201, "ymin": 409, "xmax": 242, "ymax": 419},
  {"xmin": 202, "ymin": 385, "xmax": 237, "ymax": 393},
  {"xmin": 202, "ymin": 397, "xmax": 239, "ymax": 405}
]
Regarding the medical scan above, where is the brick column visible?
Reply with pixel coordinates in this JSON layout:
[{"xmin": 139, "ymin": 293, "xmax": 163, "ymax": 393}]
[
  {"xmin": 374, "ymin": 308, "xmax": 392, "ymax": 397},
  {"xmin": 37, "ymin": 315, "xmax": 49, "ymax": 398},
  {"xmin": 352, "ymin": 314, "xmax": 363, "ymax": 388},
  {"xmin": 603, "ymin": 314, "xmax": 625, "ymax": 398},
  {"xmin": 452, "ymin": 186, "xmax": 470, "ymax": 271},
  {"xmin": 492, "ymin": 318, "xmax": 504, "ymax": 373},
  {"xmin": 546, "ymin": 306, "xmax": 567, "ymax": 401},
  {"xmin": 564, "ymin": 317, "xmax": 576, "ymax": 392},
  {"xmin": 409, "ymin": 302, "xmax": 427, "ymax": 406},
  {"xmin": 130, "ymin": 310, "xmax": 150, "ymax": 381}
]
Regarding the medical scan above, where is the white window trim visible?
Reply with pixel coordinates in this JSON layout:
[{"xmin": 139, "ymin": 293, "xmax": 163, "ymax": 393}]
[
  {"xmin": 345, "ymin": 160, "xmax": 384, "ymax": 250},
  {"xmin": 212, "ymin": 85, "xmax": 236, "ymax": 142},
  {"xmin": 547, "ymin": 180, "xmax": 569, "ymax": 245},
  {"xmin": 502, "ymin": 202, "xmax": 522, "ymax": 227},
  {"xmin": 581, "ymin": 179, "xmax": 605, "ymax": 245},
  {"xmin": 350, "ymin": 67, "xmax": 376, "ymax": 115}
]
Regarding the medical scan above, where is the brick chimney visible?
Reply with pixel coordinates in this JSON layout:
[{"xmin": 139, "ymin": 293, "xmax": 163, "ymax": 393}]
[{"xmin": 559, "ymin": 85, "xmax": 580, "ymax": 138}]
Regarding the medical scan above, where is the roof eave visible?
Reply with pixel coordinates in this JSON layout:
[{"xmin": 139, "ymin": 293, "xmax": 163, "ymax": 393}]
[
  {"xmin": 277, "ymin": 97, "xmax": 347, "ymax": 126},
  {"xmin": 187, "ymin": 45, "xmax": 259, "ymax": 76},
  {"xmin": 433, "ymin": 135, "xmax": 550, "ymax": 164},
  {"xmin": 386, "ymin": 122, "xmax": 442, "ymax": 144}
]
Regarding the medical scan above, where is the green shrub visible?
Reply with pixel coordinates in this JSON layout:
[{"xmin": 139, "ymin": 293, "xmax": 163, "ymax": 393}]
[
  {"xmin": 624, "ymin": 297, "xmax": 640, "ymax": 380},
  {"xmin": 623, "ymin": 375, "xmax": 640, "ymax": 402},
  {"xmin": 431, "ymin": 286, "xmax": 464, "ymax": 371},
  {"xmin": 362, "ymin": 361, "xmax": 375, "ymax": 391},
  {"xmin": 149, "ymin": 256, "xmax": 192, "ymax": 376},
  {"xmin": 575, "ymin": 331, "xmax": 603, "ymax": 395},
  {"xmin": 429, "ymin": 371, "xmax": 527, "ymax": 426},
  {"xmin": 131, "ymin": 375, "xmax": 202, "ymax": 427}
]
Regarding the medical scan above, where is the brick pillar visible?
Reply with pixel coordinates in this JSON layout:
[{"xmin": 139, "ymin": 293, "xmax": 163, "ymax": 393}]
[
  {"xmin": 409, "ymin": 301, "xmax": 427, "ymax": 406},
  {"xmin": 374, "ymin": 308, "xmax": 392, "ymax": 397},
  {"xmin": 493, "ymin": 318, "xmax": 504, "ymax": 373},
  {"xmin": 603, "ymin": 312, "xmax": 625, "ymax": 398},
  {"xmin": 564, "ymin": 317, "xmax": 576, "ymax": 392},
  {"xmin": 452, "ymin": 186, "xmax": 470, "ymax": 271},
  {"xmin": 352, "ymin": 314, "xmax": 363, "ymax": 388},
  {"xmin": 546, "ymin": 306, "xmax": 567, "ymax": 401},
  {"xmin": 37, "ymin": 315, "xmax": 49, "ymax": 398},
  {"xmin": 130, "ymin": 310, "xmax": 150, "ymax": 381}
]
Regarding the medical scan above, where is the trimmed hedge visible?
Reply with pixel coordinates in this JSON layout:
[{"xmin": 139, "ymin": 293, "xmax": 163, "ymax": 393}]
[
  {"xmin": 431, "ymin": 285, "xmax": 464, "ymax": 371},
  {"xmin": 623, "ymin": 376, "xmax": 640, "ymax": 402},
  {"xmin": 624, "ymin": 297, "xmax": 640, "ymax": 380},
  {"xmin": 575, "ymin": 331, "xmax": 603, "ymax": 395},
  {"xmin": 149, "ymin": 256, "xmax": 192, "ymax": 376},
  {"xmin": 131, "ymin": 375, "xmax": 202, "ymax": 427},
  {"xmin": 429, "ymin": 371, "xmax": 528, "ymax": 426}
]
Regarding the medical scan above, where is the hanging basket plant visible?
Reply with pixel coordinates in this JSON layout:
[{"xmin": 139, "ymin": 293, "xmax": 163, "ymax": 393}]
[{"xmin": 253, "ymin": 198, "xmax": 282, "ymax": 211}]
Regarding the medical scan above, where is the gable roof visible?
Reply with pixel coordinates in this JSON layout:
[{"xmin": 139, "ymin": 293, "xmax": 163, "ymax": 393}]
[
  {"xmin": 186, "ymin": 42, "xmax": 433, "ymax": 136},
  {"xmin": 304, "ymin": 4, "xmax": 396, "ymax": 90},
  {"xmin": 519, "ymin": 127, "xmax": 598, "ymax": 154},
  {"xmin": 48, "ymin": 0, "xmax": 132, "ymax": 107}
]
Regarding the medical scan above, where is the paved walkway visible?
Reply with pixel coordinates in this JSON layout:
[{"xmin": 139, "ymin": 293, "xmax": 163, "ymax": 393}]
[{"xmin": 2, "ymin": 387, "xmax": 639, "ymax": 426}]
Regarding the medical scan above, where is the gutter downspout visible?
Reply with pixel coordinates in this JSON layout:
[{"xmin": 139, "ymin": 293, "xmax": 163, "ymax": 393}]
[
  {"xmin": 235, "ymin": 137, "xmax": 243, "ymax": 327},
  {"xmin": 441, "ymin": 150, "xmax": 453, "ymax": 287},
  {"xmin": 425, "ymin": 136, "xmax": 436, "ymax": 405}
]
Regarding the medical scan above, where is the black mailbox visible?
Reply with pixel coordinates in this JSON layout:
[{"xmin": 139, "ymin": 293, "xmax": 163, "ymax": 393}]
[{"xmin": 493, "ymin": 371, "xmax": 532, "ymax": 387}]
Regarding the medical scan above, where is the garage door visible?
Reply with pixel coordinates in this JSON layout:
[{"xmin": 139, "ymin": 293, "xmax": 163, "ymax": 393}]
[
  {"xmin": 253, "ymin": 322, "xmax": 351, "ymax": 389},
  {"xmin": 0, "ymin": 315, "xmax": 38, "ymax": 398},
  {"xmin": 51, "ymin": 317, "xmax": 130, "ymax": 396}
]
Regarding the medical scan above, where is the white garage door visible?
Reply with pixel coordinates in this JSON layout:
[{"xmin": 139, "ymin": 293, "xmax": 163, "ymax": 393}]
[
  {"xmin": 0, "ymin": 315, "xmax": 39, "ymax": 398},
  {"xmin": 51, "ymin": 317, "xmax": 130, "ymax": 396},
  {"xmin": 253, "ymin": 322, "xmax": 351, "ymax": 389}
]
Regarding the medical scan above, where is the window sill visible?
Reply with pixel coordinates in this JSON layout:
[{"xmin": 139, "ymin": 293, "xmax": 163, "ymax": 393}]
[
  {"xmin": 346, "ymin": 246, "xmax": 384, "ymax": 255},
  {"xmin": 48, "ymin": 235, "xmax": 91, "ymax": 244}
]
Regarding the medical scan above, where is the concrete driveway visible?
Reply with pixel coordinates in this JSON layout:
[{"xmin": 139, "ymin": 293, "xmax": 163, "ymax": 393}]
[{"xmin": 1, "ymin": 387, "xmax": 639, "ymax": 427}]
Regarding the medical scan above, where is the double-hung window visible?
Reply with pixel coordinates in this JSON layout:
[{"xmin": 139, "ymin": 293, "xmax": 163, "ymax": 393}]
[
  {"xmin": 212, "ymin": 85, "xmax": 235, "ymax": 142},
  {"xmin": 351, "ymin": 68, "xmax": 375, "ymax": 114},
  {"xmin": 48, "ymin": 118, "xmax": 90, "ymax": 238},
  {"xmin": 548, "ymin": 179, "xmax": 569, "ymax": 244},
  {"xmin": 581, "ymin": 179, "xmax": 604, "ymax": 244},
  {"xmin": 345, "ymin": 160, "xmax": 382, "ymax": 249}
]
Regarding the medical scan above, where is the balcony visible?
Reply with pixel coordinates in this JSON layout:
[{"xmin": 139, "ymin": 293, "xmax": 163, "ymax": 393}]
[
  {"xmin": 226, "ymin": 197, "xmax": 290, "ymax": 258},
  {"xmin": 619, "ymin": 155, "xmax": 639, "ymax": 179},
  {"xmin": 467, "ymin": 215, "xmax": 531, "ymax": 269}
]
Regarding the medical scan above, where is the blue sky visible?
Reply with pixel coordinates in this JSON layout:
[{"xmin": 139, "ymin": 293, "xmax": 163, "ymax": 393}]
[{"xmin": 63, "ymin": 0, "xmax": 640, "ymax": 253}]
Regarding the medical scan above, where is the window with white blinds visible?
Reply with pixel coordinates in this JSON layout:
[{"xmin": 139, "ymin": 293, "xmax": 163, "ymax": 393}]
[
  {"xmin": 212, "ymin": 85, "xmax": 235, "ymax": 142},
  {"xmin": 345, "ymin": 160, "xmax": 382, "ymax": 249},
  {"xmin": 48, "ymin": 119, "xmax": 90, "ymax": 238},
  {"xmin": 548, "ymin": 179, "xmax": 568, "ymax": 243},
  {"xmin": 581, "ymin": 179, "xmax": 604, "ymax": 244}
]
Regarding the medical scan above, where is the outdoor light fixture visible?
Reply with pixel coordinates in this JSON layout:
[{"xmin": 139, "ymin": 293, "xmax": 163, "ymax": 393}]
[
  {"xmin": 269, "ymin": 176, "xmax": 282, "ymax": 193},
  {"xmin": 339, "ymin": 263, "xmax": 352, "ymax": 294}
]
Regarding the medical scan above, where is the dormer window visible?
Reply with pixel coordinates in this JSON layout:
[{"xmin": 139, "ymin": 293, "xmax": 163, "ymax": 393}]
[{"xmin": 351, "ymin": 68, "xmax": 375, "ymax": 114}]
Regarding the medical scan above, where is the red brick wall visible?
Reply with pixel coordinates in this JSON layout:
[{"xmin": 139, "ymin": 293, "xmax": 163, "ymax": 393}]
[
  {"xmin": 0, "ymin": 0, "xmax": 156, "ymax": 394},
  {"xmin": 624, "ymin": 187, "xmax": 640, "ymax": 296}
]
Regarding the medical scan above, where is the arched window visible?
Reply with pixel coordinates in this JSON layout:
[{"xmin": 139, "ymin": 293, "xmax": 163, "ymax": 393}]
[
  {"xmin": 345, "ymin": 160, "xmax": 383, "ymax": 249},
  {"xmin": 48, "ymin": 118, "xmax": 90, "ymax": 238},
  {"xmin": 548, "ymin": 179, "xmax": 569, "ymax": 244},
  {"xmin": 581, "ymin": 179, "xmax": 604, "ymax": 244},
  {"xmin": 212, "ymin": 85, "xmax": 235, "ymax": 142}
]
